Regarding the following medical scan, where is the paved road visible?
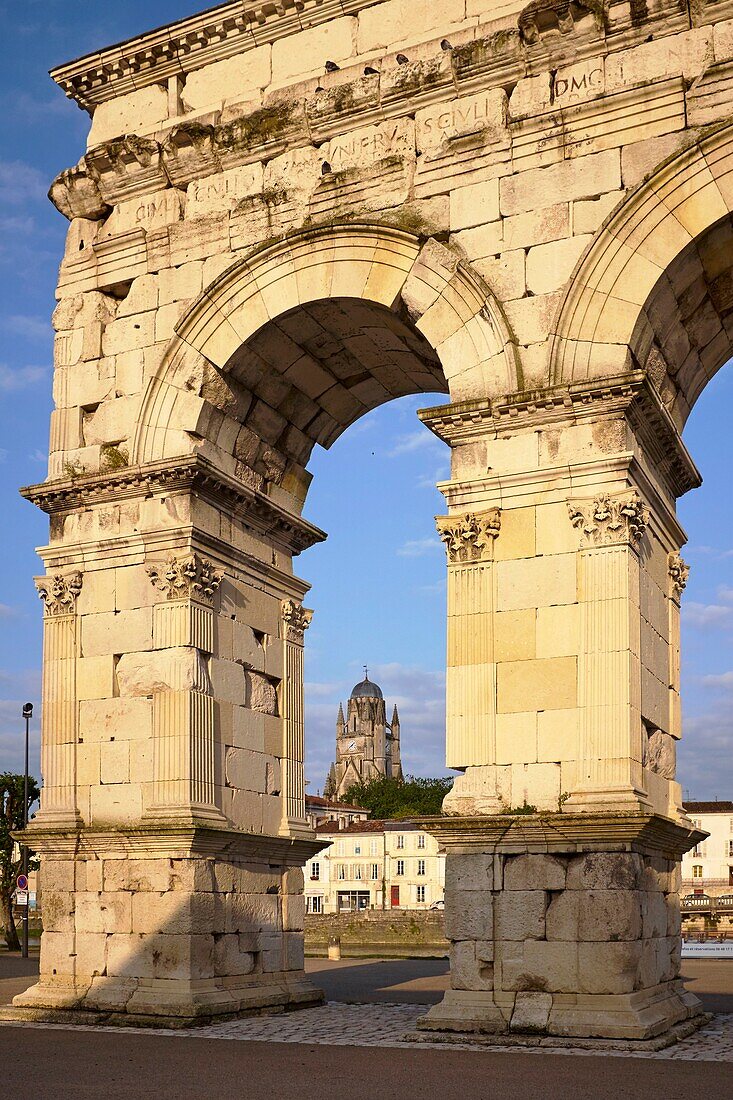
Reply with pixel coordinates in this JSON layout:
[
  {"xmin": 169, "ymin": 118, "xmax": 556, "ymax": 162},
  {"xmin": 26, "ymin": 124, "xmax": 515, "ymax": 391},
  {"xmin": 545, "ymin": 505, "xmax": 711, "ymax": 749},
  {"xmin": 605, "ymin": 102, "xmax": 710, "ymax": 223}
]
[{"xmin": 0, "ymin": 1026, "xmax": 729, "ymax": 1100}]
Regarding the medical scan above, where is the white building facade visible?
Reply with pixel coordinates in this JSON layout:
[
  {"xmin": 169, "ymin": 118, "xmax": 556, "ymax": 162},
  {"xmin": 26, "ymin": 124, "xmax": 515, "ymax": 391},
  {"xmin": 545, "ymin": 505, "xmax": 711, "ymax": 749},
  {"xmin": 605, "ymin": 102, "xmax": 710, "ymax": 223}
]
[
  {"xmin": 681, "ymin": 801, "xmax": 733, "ymax": 900},
  {"xmin": 305, "ymin": 821, "xmax": 445, "ymax": 914}
]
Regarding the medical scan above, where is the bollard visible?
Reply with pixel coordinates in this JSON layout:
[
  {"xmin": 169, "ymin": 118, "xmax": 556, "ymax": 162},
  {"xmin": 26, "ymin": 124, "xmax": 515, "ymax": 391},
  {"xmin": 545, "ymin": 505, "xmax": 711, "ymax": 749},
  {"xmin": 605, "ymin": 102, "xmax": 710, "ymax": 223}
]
[{"xmin": 327, "ymin": 935, "xmax": 341, "ymax": 961}]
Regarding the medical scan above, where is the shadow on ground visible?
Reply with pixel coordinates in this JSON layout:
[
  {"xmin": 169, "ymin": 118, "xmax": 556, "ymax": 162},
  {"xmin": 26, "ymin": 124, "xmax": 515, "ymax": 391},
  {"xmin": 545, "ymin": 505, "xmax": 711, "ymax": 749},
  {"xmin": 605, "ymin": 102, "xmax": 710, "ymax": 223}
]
[{"xmin": 3, "ymin": 953, "xmax": 732, "ymax": 1012}]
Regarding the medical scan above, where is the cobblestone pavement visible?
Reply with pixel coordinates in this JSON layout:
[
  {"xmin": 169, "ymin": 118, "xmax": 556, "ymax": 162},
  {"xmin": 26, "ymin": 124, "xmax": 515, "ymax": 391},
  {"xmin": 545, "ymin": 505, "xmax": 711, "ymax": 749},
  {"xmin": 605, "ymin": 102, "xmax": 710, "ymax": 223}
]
[{"xmin": 2, "ymin": 1004, "xmax": 732, "ymax": 1060}]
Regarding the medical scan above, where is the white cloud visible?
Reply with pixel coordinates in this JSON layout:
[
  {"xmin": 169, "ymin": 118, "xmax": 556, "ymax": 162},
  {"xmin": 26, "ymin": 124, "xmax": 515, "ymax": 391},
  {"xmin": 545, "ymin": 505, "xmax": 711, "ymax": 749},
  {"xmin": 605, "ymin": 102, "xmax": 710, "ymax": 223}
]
[
  {"xmin": 0, "ymin": 605, "xmax": 18, "ymax": 619},
  {"xmin": 1, "ymin": 314, "xmax": 52, "ymax": 341},
  {"xmin": 684, "ymin": 602, "xmax": 733, "ymax": 629},
  {"xmin": 397, "ymin": 537, "xmax": 441, "ymax": 558},
  {"xmin": 387, "ymin": 430, "xmax": 444, "ymax": 458},
  {"xmin": 0, "ymin": 363, "xmax": 48, "ymax": 391},
  {"xmin": 416, "ymin": 463, "xmax": 450, "ymax": 490},
  {"xmin": 0, "ymin": 160, "xmax": 46, "ymax": 206},
  {"xmin": 701, "ymin": 671, "xmax": 733, "ymax": 689},
  {"xmin": 28, "ymin": 449, "xmax": 46, "ymax": 463}
]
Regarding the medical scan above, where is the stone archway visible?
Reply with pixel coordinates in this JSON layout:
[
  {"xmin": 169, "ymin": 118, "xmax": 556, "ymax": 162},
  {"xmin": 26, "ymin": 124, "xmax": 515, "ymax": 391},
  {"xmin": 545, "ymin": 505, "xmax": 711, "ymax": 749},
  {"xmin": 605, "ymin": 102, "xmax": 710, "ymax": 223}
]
[
  {"xmin": 132, "ymin": 224, "xmax": 520, "ymax": 477},
  {"xmin": 13, "ymin": 0, "xmax": 733, "ymax": 1047}
]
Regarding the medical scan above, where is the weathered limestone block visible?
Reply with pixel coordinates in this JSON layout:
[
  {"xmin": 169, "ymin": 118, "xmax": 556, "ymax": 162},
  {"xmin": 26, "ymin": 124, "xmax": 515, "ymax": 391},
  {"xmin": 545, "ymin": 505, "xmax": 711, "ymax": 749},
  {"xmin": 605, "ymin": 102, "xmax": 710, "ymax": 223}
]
[
  {"xmin": 642, "ymin": 889, "xmax": 669, "ymax": 939},
  {"xmin": 116, "ymin": 648, "xmax": 209, "ymax": 696},
  {"xmin": 503, "ymin": 854, "xmax": 566, "ymax": 891},
  {"xmin": 510, "ymin": 991, "xmax": 553, "ymax": 1033},
  {"xmin": 88, "ymin": 85, "xmax": 170, "ymax": 147},
  {"xmin": 496, "ymin": 891, "xmax": 547, "ymax": 940},
  {"xmin": 245, "ymin": 670, "xmax": 279, "ymax": 715},
  {"xmin": 444, "ymin": 891, "xmax": 493, "ymax": 941},
  {"xmin": 501, "ymin": 940, "xmax": 579, "ymax": 994},
  {"xmin": 577, "ymin": 941, "xmax": 643, "ymax": 995},
  {"xmin": 445, "ymin": 853, "xmax": 495, "ymax": 893},
  {"xmin": 566, "ymin": 852, "xmax": 643, "ymax": 890},
  {"xmin": 75, "ymin": 891, "xmax": 133, "ymax": 935},
  {"xmin": 451, "ymin": 941, "xmax": 495, "ymax": 991},
  {"xmin": 546, "ymin": 890, "xmax": 643, "ymax": 942},
  {"xmin": 81, "ymin": 609, "xmax": 153, "ymax": 658}
]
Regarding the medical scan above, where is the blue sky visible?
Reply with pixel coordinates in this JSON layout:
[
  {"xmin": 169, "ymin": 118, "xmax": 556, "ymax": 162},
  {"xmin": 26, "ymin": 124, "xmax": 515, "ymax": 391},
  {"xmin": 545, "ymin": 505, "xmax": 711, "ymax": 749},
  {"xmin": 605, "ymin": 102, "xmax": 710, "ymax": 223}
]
[{"xmin": 0, "ymin": 2, "xmax": 730, "ymax": 800}]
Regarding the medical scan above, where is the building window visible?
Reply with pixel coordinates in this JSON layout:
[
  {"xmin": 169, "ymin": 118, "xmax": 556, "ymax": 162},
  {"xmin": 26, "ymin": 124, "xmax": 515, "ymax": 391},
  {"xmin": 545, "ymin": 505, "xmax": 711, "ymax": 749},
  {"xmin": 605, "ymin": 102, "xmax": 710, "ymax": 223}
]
[
  {"xmin": 396, "ymin": 835, "xmax": 405, "ymax": 850},
  {"xmin": 370, "ymin": 838, "xmax": 378, "ymax": 856},
  {"xmin": 370, "ymin": 863, "xmax": 379, "ymax": 880},
  {"xmin": 693, "ymin": 846, "xmax": 704, "ymax": 858},
  {"xmin": 692, "ymin": 865, "xmax": 703, "ymax": 879},
  {"xmin": 307, "ymin": 895, "xmax": 323, "ymax": 914},
  {"xmin": 728, "ymin": 840, "xmax": 733, "ymax": 857},
  {"xmin": 355, "ymin": 844, "xmax": 362, "ymax": 855},
  {"xmin": 417, "ymin": 834, "xmax": 426, "ymax": 850},
  {"xmin": 417, "ymin": 859, "xmax": 426, "ymax": 876},
  {"xmin": 337, "ymin": 865, "xmax": 346, "ymax": 881},
  {"xmin": 416, "ymin": 886, "xmax": 426, "ymax": 903},
  {"xmin": 337, "ymin": 841, "xmax": 345, "ymax": 856},
  {"xmin": 310, "ymin": 862, "xmax": 320, "ymax": 881},
  {"xmin": 355, "ymin": 865, "xmax": 363, "ymax": 880},
  {"xmin": 396, "ymin": 859, "xmax": 405, "ymax": 876}
]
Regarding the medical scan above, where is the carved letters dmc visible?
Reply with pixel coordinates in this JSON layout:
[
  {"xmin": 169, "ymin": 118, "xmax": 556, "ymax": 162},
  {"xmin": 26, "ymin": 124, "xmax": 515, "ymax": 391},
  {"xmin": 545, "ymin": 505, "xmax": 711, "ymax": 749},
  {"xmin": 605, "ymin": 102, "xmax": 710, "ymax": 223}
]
[
  {"xmin": 35, "ymin": 572, "xmax": 83, "ymax": 616},
  {"xmin": 147, "ymin": 554, "xmax": 223, "ymax": 604},
  {"xmin": 436, "ymin": 509, "xmax": 502, "ymax": 564},
  {"xmin": 568, "ymin": 491, "xmax": 649, "ymax": 548}
]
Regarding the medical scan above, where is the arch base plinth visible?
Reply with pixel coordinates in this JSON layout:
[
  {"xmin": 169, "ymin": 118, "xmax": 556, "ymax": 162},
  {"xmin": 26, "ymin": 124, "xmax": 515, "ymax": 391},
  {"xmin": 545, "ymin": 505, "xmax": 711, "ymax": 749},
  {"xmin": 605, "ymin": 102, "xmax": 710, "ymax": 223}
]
[{"xmin": 416, "ymin": 813, "xmax": 705, "ymax": 1043}]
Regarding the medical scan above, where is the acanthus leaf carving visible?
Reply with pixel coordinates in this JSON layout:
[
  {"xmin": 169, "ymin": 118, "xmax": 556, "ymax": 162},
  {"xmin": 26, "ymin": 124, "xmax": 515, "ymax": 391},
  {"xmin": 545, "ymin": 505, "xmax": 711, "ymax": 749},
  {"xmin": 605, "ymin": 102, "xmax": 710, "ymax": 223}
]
[
  {"xmin": 436, "ymin": 509, "xmax": 502, "ymax": 564},
  {"xmin": 668, "ymin": 552, "xmax": 690, "ymax": 600},
  {"xmin": 35, "ymin": 571, "xmax": 83, "ymax": 616},
  {"xmin": 568, "ymin": 491, "xmax": 649, "ymax": 548},
  {"xmin": 146, "ymin": 553, "xmax": 223, "ymax": 604},
  {"xmin": 281, "ymin": 599, "xmax": 314, "ymax": 641}
]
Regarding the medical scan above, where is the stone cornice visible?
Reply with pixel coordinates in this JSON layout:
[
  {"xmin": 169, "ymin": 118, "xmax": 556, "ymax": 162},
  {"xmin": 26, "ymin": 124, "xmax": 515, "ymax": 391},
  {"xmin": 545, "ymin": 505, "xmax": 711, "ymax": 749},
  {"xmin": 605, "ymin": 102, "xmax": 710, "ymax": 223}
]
[
  {"xmin": 49, "ymin": 0, "xmax": 702, "ymax": 114},
  {"xmin": 50, "ymin": 0, "xmax": 383, "ymax": 112},
  {"xmin": 420, "ymin": 374, "xmax": 701, "ymax": 500},
  {"xmin": 417, "ymin": 812, "xmax": 707, "ymax": 860},
  {"xmin": 18, "ymin": 820, "xmax": 329, "ymax": 863},
  {"xmin": 20, "ymin": 455, "xmax": 326, "ymax": 557}
]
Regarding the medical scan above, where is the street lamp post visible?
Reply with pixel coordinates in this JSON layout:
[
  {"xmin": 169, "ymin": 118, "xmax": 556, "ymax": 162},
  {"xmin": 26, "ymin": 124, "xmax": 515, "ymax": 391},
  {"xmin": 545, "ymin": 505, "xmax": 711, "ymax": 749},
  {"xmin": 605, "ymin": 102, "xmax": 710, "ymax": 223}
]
[{"xmin": 21, "ymin": 703, "xmax": 33, "ymax": 959}]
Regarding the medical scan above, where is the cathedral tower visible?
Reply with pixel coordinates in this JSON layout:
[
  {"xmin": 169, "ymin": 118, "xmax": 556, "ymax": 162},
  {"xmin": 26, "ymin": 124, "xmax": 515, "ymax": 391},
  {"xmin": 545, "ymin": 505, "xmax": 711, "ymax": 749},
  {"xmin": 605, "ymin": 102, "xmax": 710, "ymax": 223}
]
[{"xmin": 324, "ymin": 672, "xmax": 403, "ymax": 800}]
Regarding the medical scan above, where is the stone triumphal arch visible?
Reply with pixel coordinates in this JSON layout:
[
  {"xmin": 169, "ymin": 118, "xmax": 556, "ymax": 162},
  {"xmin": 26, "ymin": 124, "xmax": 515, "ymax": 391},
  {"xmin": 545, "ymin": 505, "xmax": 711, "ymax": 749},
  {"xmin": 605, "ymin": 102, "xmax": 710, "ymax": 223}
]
[{"xmin": 11, "ymin": 0, "xmax": 733, "ymax": 1042}]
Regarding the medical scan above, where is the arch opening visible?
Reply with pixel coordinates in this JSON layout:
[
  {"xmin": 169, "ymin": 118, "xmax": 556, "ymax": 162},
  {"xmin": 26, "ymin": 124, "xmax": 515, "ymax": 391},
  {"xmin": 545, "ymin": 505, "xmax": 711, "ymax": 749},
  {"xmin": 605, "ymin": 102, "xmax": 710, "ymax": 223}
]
[
  {"xmin": 549, "ymin": 124, "xmax": 733, "ymax": 430},
  {"xmin": 132, "ymin": 224, "xmax": 520, "ymax": 504}
]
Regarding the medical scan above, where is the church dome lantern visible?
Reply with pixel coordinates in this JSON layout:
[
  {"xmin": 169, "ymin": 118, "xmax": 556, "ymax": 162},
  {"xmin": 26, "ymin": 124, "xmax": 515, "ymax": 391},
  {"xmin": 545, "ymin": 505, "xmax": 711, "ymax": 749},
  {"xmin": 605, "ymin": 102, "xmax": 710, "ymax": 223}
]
[{"xmin": 350, "ymin": 673, "xmax": 383, "ymax": 700}]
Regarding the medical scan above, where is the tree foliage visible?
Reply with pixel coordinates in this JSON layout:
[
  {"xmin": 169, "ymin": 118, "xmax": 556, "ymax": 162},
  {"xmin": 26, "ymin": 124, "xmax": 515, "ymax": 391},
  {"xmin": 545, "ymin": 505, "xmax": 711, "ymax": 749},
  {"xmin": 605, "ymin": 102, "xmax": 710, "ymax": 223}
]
[
  {"xmin": 342, "ymin": 775, "xmax": 453, "ymax": 819},
  {"xmin": 0, "ymin": 773, "xmax": 40, "ymax": 952}
]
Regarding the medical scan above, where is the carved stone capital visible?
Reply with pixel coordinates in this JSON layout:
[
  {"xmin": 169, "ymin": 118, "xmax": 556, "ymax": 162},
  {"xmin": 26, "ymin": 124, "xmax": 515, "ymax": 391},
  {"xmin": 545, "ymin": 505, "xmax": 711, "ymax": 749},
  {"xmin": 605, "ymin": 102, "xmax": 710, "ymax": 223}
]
[
  {"xmin": 568, "ymin": 491, "xmax": 649, "ymax": 548},
  {"xmin": 668, "ymin": 553, "xmax": 690, "ymax": 601},
  {"xmin": 281, "ymin": 599, "xmax": 314, "ymax": 642},
  {"xmin": 35, "ymin": 572, "xmax": 83, "ymax": 616},
  {"xmin": 436, "ymin": 509, "xmax": 502, "ymax": 564},
  {"xmin": 146, "ymin": 554, "xmax": 223, "ymax": 604}
]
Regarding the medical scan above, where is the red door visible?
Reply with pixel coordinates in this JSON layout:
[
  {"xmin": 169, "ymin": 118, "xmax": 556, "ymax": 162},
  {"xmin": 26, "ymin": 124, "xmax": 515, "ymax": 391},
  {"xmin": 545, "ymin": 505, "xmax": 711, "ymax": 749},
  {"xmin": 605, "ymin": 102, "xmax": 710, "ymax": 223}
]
[{"xmin": 391, "ymin": 886, "xmax": 400, "ymax": 908}]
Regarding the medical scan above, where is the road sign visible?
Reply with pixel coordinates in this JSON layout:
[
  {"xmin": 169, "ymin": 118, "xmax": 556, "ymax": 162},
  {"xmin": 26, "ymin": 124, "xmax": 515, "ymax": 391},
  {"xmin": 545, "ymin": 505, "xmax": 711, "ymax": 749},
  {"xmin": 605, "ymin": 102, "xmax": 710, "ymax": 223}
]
[
  {"xmin": 16, "ymin": 874, "xmax": 28, "ymax": 891},
  {"xmin": 15, "ymin": 891, "xmax": 28, "ymax": 907}
]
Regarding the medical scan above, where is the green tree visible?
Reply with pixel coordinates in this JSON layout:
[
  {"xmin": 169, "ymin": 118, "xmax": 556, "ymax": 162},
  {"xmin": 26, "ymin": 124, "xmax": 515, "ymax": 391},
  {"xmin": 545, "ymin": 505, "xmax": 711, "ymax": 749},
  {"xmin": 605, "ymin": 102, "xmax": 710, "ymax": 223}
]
[
  {"xmin": 0, "ymin": 773, "xmax": 40, "ymax": 952},
  {"xmin": 343, "ymin": 775, "xmax": 453, "ymax": 819}
]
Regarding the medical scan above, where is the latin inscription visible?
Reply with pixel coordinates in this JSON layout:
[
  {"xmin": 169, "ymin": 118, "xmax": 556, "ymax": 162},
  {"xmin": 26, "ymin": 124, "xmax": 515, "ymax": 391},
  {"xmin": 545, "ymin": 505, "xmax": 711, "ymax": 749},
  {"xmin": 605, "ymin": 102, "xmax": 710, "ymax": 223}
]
[
  {"xmin": 553, "ymin": 62, "xmax": 605, "ymax": 105},
  {"xmin": 187, "ymin": 165, "xmax": 262, "ymax": 216},
  {"xmin": 417, "ymin": 91, "xmax": 506, "ymax": 152},
  {"xmin": 327, "ymin": 118, "xmax": 414, "ymax": 172}
]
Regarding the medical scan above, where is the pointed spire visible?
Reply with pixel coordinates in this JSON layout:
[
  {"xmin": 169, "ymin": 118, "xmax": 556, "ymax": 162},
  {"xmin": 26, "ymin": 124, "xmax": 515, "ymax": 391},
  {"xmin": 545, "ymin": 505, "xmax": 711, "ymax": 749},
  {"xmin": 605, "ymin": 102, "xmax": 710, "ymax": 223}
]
[
  {"xmin": 391, "ymin": 704, "xmax": 400, "ymax": 727},
  {"xmin": 337, "ymin": 702, "xmax": 345, "ymax": 728}
]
